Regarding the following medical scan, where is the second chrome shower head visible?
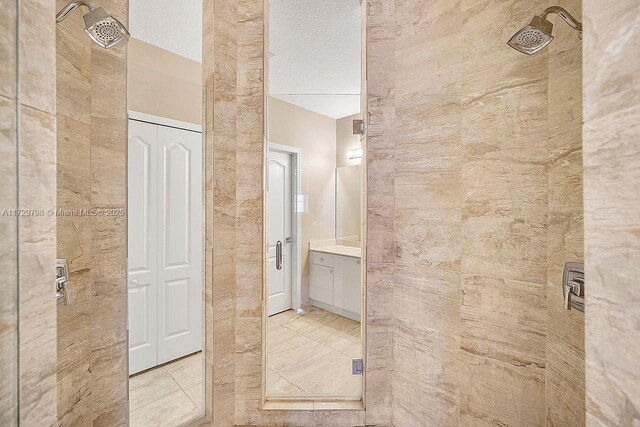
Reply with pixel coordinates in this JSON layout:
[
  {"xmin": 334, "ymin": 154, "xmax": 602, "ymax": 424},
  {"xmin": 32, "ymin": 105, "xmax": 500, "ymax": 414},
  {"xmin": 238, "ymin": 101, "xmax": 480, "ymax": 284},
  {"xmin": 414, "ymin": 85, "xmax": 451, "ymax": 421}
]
[
  {"xmin": 56, "ymin": 0, "xmax": 130, "ymax": 49},
  {"xmin": 507, "ymin": 6, "xmax": 582, "ymax": 55}
]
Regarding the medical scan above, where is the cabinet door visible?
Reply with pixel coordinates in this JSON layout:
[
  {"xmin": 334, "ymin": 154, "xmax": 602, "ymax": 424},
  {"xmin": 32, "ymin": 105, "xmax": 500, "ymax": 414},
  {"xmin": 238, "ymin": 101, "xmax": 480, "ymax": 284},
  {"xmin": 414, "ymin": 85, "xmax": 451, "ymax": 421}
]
[
  {"xmin": 309, "ymin": 264, "xmax": 334, "ymax": 305},
  {"xmin": 334, "ymin": 256, "xmax": 361, "ymax": 315}
]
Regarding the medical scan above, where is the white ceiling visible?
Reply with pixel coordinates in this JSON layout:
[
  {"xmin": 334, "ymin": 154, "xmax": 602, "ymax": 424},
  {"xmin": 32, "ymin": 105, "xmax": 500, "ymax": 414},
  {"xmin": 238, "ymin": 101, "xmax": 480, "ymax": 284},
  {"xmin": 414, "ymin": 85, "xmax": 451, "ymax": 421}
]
[
  {"xmin": 129, "ymin": 0, "xmax": 202, "ymax": 62},
  {"xmin": 269, "ymin": 0, "xmax": 361, "ymax": 119}
]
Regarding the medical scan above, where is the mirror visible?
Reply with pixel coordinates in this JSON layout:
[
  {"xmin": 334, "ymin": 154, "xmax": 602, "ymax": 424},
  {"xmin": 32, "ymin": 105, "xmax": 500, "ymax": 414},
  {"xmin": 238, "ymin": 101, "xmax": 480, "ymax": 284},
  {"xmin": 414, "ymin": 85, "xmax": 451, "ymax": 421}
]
[{"xmin": 265, "ymin": 0, "xmax": 363, "ymax": 402}]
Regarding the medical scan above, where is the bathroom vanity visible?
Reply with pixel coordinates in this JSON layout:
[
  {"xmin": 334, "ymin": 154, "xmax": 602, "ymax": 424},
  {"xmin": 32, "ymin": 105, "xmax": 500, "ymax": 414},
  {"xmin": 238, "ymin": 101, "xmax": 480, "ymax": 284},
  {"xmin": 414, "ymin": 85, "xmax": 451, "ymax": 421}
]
[{"xmin": 309, "ymin": 246, "xmax": 361, "ymax": 321}]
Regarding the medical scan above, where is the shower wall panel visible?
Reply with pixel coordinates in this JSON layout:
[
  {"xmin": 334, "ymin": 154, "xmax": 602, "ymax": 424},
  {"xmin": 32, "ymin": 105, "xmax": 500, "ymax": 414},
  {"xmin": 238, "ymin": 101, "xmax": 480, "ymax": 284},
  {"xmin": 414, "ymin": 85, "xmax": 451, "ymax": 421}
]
[
  {"xmin": 55, "ymin": 0, "xmax": 129, "ymax": 425},
  {"xmin": 392, "ymin": 0, "xmax": 584, "ymax": 425},
  {"xmin": 583, "ymin": 0, "xmax": 640, "ymax": 425},
  {"xmin": 546, "ymin": 0, "xmax": 585, "ymax": 425},
  {"xmin": 16, "ymin": 0, "xmax": 58, "ymax": 425}
]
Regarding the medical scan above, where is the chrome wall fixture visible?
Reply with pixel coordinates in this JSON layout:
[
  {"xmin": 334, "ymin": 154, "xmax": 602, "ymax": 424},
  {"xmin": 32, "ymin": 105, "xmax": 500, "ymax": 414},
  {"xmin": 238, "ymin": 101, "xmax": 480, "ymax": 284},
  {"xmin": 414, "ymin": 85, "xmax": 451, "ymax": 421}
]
[
  {"xmin": 507, "ymin": 6, "xmax": 582, "ymax": 55},
  {"xmin": 56, "ymin": 0, "xmax": 130, "ymax": 48},
  {"xmin": 56, "ymin": 259, "xmax": 72, "ymax": 306},
  {"xmin": 563, "ymin": 262, "xmax": 584, "ymax": 312}
]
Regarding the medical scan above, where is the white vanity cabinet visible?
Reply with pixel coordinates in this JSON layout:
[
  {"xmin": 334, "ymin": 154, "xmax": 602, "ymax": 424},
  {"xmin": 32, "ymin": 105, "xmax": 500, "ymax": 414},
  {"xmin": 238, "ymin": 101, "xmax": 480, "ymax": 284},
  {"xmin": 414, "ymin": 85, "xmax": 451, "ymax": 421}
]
[{"xmin": 309, "ymin": 249, "xmax": 361, "ymax": 320}]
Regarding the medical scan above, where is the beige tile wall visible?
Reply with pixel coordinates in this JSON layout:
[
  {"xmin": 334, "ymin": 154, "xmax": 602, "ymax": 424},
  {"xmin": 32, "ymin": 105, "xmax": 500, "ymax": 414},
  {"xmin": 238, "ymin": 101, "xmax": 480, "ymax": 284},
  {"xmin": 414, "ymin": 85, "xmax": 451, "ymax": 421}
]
[
  {"xmin": 16, "ymin": 0, "xmax": 58, "ymax": 425},
  {"xmin": 546, "ymin": 0, "xmax": 585, "ymax": 425},
  {"xmin": 203, "ymin": 0, "xmax": 393, "ymax": 425},
  {"xmin": 391, "ymin": 0, "xmax": 585, "ymax": 425},
  {"xmin": 0, "ymin": 1, "xmax": 19, "ymax": 424},
  {"xmin": 583, "ymin": 1, "xmax": 640, "ymax": 425},
  {"xmin": 55, "ymin": 0, "xmax": 129, "ymax": 425}
]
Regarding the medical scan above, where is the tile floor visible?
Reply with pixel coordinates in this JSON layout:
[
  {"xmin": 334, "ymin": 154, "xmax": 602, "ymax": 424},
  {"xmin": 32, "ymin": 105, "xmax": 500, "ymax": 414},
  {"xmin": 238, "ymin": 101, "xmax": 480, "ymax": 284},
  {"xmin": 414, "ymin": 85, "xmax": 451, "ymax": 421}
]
[
  {"xmin": 129, "ymin": 352, "xmax": 203, "ymax": 426},
  {"xmin": 267, "ymin": 307, "xmax": 362, "ymax": 398},
  {"xmin": 128, "ymin": 308, "xmax": 361, "ymax": 424}
]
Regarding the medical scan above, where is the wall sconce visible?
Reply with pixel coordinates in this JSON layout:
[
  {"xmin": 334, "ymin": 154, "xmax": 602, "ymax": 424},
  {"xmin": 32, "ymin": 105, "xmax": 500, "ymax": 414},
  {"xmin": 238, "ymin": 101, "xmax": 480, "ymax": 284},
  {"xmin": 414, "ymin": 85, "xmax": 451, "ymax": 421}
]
[{"xmin": 347, "ymin": 148, "xmax": 362, "ymax": 160}]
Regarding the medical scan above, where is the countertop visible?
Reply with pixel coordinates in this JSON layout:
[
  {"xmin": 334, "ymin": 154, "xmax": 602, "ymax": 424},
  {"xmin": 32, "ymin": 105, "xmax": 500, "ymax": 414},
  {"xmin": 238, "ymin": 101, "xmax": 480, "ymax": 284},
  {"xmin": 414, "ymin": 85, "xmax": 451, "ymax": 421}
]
[{"xmin": 310, "ymin": 245, "xmax": 361, "ymax": 259}]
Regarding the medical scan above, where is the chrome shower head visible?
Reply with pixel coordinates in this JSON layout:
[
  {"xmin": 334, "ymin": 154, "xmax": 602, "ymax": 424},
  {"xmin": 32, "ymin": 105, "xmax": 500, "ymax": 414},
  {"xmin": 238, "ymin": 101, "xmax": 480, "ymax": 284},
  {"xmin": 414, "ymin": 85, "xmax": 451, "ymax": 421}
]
[
  {"xmin": 507, "ymin": 15, "xmax": 554, "ymax": 55},
  {"xmin": 507, "ymin": 6, "xmax": 582, "ymax": 56},
  {"xmin": 56, "ymin": 1, "xmax": 130, "ymax": 49}
]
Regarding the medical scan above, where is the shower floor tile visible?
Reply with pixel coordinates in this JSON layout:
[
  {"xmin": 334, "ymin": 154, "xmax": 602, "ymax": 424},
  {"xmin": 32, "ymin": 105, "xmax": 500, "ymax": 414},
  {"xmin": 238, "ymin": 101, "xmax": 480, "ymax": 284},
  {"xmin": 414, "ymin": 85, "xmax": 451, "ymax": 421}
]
[{"xmin": 129, "ymin": 352, "xmax": 203, "ymax": 426}]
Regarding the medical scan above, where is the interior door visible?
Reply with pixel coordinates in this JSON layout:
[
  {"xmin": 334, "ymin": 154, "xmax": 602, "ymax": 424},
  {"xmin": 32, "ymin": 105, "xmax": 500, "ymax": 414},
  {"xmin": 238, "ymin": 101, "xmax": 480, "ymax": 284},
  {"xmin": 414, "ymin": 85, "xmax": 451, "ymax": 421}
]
[
  {"xmin": 128, "ymin": 120, "xmax": 159, "ymax": 374},
  {"xmin": 268, "ymin": 150, "xmax": 292, "ymax": 315},
  {"xmin": 156, "ymin": 126, "xmax": 202, "ymax": 364}
]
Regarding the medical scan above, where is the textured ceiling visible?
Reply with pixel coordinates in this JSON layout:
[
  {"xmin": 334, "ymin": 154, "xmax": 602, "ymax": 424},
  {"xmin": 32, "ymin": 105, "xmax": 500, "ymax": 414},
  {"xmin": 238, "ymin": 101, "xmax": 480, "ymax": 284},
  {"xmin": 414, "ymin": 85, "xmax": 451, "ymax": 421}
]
[
  {"xmin": 129, "ymin": 0, "xmax": 202, "ymax": 62},
  {"xmin": 269, "ymin": 0, "xmax": 361, "ymax": 119}
]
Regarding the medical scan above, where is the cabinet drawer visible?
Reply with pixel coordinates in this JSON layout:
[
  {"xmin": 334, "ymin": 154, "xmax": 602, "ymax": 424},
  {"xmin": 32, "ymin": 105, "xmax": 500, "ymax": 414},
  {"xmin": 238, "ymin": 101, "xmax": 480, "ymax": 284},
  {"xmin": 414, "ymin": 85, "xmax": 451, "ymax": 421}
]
[{"xmin": 310, "ymin": 251, "xmax": 333, "ymax": 268}]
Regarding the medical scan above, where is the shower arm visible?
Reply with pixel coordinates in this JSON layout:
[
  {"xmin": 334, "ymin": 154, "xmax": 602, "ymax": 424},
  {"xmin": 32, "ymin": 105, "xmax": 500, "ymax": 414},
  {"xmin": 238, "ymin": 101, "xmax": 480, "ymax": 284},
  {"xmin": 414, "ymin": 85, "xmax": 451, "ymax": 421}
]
[
  {"xmin": 541, "ymin": 6, "xmax": 582, "ymax": 32},
  {"xmin": 56, "ymin": 0, "xmax": 98, "ymax": 22}
]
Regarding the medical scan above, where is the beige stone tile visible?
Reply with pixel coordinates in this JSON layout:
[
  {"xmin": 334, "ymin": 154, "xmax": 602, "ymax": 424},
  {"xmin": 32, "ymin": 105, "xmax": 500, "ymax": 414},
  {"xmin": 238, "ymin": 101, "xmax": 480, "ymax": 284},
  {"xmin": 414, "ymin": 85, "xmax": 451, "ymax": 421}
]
[
  {"xmin": 18, "ymin": 105, "xmax": 57, "ymax": 427},
  {"xmin": 0, "ymin": 2, "xmax": 17, "ymax": 99},
  {"xmin": 462, "ymin": 204, "xmax": 547, "ymax": 284},
  {"xmin": 56, "ymin": 27, "xmax": 91, "ymax": 124},
  {"xmin": 91, "ymin": 341, "xmax": 128, "ymax": 425},
  {"xmin": 56, "ymin": 357, "xmax": 92, "ymax": 426},
  {"xmin": 393, "ymin": 321, "xmax": 460, "ymax": 426},
  {"xmin": 19, "ymin": 0, "xmax": 56, "ymax": 114},
  {"xmin": 166, "ymin": 353, "xmax": 203, "ymax": 390},
  {"xmin": 546, "ymin": 333, "xmax": 585, "ymax": 427},
  {"xmin": 394, "ymin": 208, "xmax": 461, "ymax": 272},
  {"xmin": 267, "ymin": 370, "xmax": 306, "ymax": 397},
  {"xmin": 129, "ymin": 366, "xmax": 182, "ymax": 412},
  {"xmin": 460, "ymin": 275, "xmax": 547, "ymax": 367},
  {"xmin": 129, "ymin": 389, "xmax": 201, "ymax": 427},
  {"xmin": 184, "ymin": 382, "xmax": 203, "ymax": 410},
  {"xmin": 459, "ymin": 350, "xmax": 545, "ymax": 426}
]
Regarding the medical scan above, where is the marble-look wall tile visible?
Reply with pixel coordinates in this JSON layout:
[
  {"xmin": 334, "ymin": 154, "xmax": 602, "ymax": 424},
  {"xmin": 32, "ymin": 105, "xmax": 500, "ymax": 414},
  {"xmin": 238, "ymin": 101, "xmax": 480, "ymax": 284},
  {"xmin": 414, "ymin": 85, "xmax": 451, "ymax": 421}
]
[
  {"xmin": 18, "ymin": 105, "xmax": 57, "ymax": 427},
  {"xmin": 546, "ymin": 0, "xmax": 585, "ymax": 424},
  {"xmin": 0, "ymin": 2, "xmax": 18, "ymax": 422},
  {"xmin": 203, "ymin": 0, "xmax": 238, "ymax": 423},
  {"xmin": 393, "ymin": 1, "xmax": 462, "ymax": 425},
  {"xmin": 460, "ymin": 275, "xmax": 546, "ymax": 426},
  {"xmin": 10, "ymin": 0, "xmax": 56, "ymax": 426},
  {"xmin": 54, "ymin": 0, "xmax": 129, "ymax": 424},
  {"xmin": 16, "ymin": 2, "xmax": 58, "ymax": 425},
  {"xmin": 19, "ymin": 0, "xmax": 56, "ymax": 115},
  {"xmin": 583, "ymin": 1, "xmax": 640, "ymax": 426}
]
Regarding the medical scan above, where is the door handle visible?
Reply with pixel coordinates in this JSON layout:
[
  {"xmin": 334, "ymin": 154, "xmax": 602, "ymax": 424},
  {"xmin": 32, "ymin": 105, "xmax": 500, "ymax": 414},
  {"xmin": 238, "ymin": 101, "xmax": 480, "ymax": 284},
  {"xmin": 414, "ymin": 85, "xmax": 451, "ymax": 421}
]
[{"xmin": 276, "ymin": 240, "xmax": 283, "ymax": 271}]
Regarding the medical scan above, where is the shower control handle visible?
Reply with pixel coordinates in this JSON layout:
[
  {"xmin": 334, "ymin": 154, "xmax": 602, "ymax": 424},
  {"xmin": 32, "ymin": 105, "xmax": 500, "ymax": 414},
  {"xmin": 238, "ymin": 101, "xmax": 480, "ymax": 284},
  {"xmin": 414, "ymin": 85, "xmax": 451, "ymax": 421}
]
[
  {"xmin": 563, "ymin": 281, "xmax": 581, "ymax": 310},
  {"xmin": 276, "ymin": 241, "xmax": 283, "ymax": 271},
  {"xmin": 562, "ymin": 262, "xmax": 585, "ymax": 312},
  {"xmin": 56, "ymin": 259, "xmax": 72, "ymax": 306}
]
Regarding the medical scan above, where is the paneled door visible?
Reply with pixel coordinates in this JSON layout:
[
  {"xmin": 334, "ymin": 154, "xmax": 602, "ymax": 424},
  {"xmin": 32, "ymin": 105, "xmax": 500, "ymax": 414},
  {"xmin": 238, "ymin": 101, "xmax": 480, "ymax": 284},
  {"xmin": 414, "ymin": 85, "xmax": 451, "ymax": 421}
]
[
  {"xmin": 267, "ymin": 150, "xmax": 293, "ymax": 315},
  {"xmin": 156, "ymin": 125, "xmax": 202, "ymax": 364},
  {"xmin": 128, "ymin": 120, "xmax": 159, "ymax": 374},
  {"xmin": 128, "ymin": 119, "xmax": 202, "ymax": 374}
]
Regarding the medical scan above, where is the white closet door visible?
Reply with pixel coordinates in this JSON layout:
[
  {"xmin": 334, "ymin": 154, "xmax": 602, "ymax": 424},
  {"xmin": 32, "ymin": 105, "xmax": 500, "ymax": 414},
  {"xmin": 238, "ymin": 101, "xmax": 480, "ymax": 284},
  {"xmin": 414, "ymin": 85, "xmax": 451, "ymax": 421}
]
[
  {"xmin": 157, "ymin": 126, "xmax": 203, "ymax": 364},
  {"xmin": 128, "ymin": 120, "xmax": 159, "ymax": 374}
]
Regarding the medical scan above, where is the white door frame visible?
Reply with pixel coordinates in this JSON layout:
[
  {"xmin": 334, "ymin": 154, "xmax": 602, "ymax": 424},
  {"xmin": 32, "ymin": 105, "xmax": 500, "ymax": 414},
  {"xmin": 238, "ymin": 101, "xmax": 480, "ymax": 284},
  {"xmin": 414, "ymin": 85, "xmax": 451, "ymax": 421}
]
[{"xmin": 267, "ymin": 142, "xmax": 302, "ymax": 312}]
